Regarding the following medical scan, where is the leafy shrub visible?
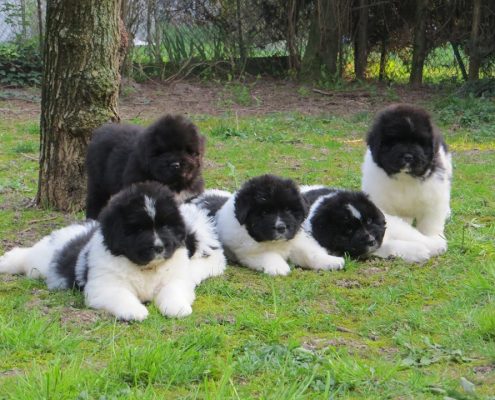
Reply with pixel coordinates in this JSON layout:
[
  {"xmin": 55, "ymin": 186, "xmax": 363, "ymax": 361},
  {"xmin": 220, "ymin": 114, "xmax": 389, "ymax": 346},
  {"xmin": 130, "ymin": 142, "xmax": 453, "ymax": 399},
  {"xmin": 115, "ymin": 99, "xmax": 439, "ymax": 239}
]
[
  {"xmin": 0, "ymin": 41, "xmax": 42, "ymax": 87},
  {"xmin": 433, "ymin": 95, "xmax": 495, "ymax": 129}
]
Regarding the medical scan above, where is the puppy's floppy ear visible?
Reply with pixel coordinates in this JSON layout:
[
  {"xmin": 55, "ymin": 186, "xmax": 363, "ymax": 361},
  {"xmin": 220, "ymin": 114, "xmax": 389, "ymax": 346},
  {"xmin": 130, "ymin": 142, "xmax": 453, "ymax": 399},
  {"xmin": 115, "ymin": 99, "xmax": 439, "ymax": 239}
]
[
  {"xmin": 234, "ymin": 190, "xmax": 251, "ymax": 225},
  {"xmin": 366, "ymin": 119, "xmax": 382, "ymax": 154},
  {"xmin": 99, "ymin": 203, "xmax": 125, "ymax": 255},
  {"xmin": 298, "ymin": 191, "xmax": 310, "ymax": 218}
]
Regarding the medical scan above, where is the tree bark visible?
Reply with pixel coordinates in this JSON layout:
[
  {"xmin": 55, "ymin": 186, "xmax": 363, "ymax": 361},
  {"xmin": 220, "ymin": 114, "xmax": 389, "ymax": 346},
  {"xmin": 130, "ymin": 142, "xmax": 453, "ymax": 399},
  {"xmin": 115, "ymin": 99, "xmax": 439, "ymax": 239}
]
[
  {"xmin": 354, "ymin": 0, "xmax": 369, "ymax": 80},
  {"xmin": 37, "ymin": 0, "xmax": 123, "ymax": 211},
  {"xmin": 468, "ymin": 0, "xmax": 482, "ymax": 81},
  {"xmin": 302, "ymin": 0, "xmax": 339, "ymax": 80},
  {"xmin": 378, "ymin": 34, "xmax": 387, "ymax": 82},
  {"xmin": 409, "ymin": 0, "xmax": 428, "ymax": 87},
  {"xmin": 287, "ymin": 0, "xmax": 300, "ymax": 72},
  {"xmin": 451, "ymin": 41, "xmax": 468, "ymax": 81}
]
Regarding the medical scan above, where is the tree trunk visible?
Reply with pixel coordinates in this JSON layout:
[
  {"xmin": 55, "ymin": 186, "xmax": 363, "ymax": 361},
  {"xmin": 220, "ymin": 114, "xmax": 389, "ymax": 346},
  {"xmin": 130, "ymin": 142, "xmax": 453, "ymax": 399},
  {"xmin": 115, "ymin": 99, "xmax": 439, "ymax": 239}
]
[
  {"xmin": 302, "ymin": 0, "xmax": 339, "ymax": 80},
  {"xmin": 409, "ymin": 0, "xmax": 428, "ymax": 87},
  {"xmin": 236, "ymin": 0, "xmax": 246, "ymax": 69},
  {"xmin": 451, "ymin": 41, "xmax": 468, "ymax": 81},
  {"xmin": 354, "ymin": 0, "xmax": 369, "ymax": 80},
  {"xmin": 287, "ymin": 0, "xmax": 300, "ymax": 72},
  {"xmin": 378, "ymin": 34, "xmax": 387, "ymax": 82},
  {"xmin": 37, "ymin": 0, "xmax": 123, "ymax": 211},
  {"xmin": 468, "ymin": 0, "xmax": 482, "ymax": 81},
  {"xmin": 37, "ymin": 0, "xmax": 43, "ymax": 55}
]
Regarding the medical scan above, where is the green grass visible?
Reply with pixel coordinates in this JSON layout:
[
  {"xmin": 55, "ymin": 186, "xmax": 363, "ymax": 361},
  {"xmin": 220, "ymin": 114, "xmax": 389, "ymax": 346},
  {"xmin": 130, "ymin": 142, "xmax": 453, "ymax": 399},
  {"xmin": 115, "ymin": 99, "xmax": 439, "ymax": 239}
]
[{"xmin": 0, "ymin": 94, "xmax": 494, "ymax": 399}]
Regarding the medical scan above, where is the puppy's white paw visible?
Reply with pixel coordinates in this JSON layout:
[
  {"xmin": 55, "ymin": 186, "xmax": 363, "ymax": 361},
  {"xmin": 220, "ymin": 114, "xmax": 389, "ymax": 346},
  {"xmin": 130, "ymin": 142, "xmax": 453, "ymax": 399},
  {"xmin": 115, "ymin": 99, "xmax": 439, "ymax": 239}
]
[
  {"xmin": 424, "ymin": 235, "xmax": 447, "ymax": 256},
  {"xmin": 396, "ymin": 243, "xmax": 431, "ymax": 263},
  {"xmin": 158, "ymin": 298, "xmax": 193, "ymax": 318},
  {"xmin": 309, "ymin": 254, "xmax": 345, "ymax": 271},
  {"xmin": 113, "ymin": 303, "xmax": 149, "ymax": 322},
  {"xmin": 263, "ymin": 261, "xmax": 291, "ymax": 276}
]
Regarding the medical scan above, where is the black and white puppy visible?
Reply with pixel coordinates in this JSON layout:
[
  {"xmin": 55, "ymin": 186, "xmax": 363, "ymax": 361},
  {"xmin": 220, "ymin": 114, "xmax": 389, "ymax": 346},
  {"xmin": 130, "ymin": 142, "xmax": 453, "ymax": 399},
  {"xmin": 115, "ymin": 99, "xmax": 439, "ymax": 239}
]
[
  {"xmin": 0, "ymin": 182, "xmax": 225, "ymax": 321},
  {"xmin": 361, "ymin": 104, "xmax": 452, "ymax": 237},
  {"xmin": 302, "ymin": 185, "xmax": 447, "ymax": 263},
  {"xmin": 302, "ymin": 186, "xmax": 386, "ymax": 258},
  {"xmin": 194, "ymin": 176, "xmax": 345, "ymax": 276},
  {"xmin": 86, "ymin": 114, "xmax": 205, "ymax": 219}
]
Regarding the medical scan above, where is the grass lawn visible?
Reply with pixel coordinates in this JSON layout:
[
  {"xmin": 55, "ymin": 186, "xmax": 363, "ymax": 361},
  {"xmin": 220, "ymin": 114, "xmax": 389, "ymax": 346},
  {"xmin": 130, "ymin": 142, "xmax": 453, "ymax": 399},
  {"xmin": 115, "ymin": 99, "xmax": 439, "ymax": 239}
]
[{"xmin": 0, "ymin": 91, "xmax": 494, "ymax": 399}]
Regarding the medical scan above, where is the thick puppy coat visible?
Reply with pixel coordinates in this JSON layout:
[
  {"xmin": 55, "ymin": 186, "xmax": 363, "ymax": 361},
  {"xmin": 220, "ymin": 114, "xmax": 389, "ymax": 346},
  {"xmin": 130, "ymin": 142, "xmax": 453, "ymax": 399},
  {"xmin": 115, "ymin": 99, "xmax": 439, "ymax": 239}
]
[
  {"xmin": 86, "ymin": 115, "xmax": 205, "ymax": 219},
  {"xmin": 362, "ymin": 104, "xmax": 452, "ymax": 236},
  {"xmin": 302, "ymin": 185, "xmax": 447, "ymax": 263},
  {"xmin": 301, "ymin": 186, "xmax": 386, "ymax": 258},
  {"xmin": 212, "ymin": 175, "xmax": 345, "ymax": 275},
  {"xmin": 0, "ymin": 182, "xmax": 225, "ymax": 321}
]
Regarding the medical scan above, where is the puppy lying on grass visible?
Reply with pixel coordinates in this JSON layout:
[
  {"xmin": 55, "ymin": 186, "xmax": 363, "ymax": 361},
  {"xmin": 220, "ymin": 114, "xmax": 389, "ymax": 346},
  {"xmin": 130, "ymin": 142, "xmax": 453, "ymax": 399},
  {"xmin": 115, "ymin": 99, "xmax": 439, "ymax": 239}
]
[{"xmin": 0, "ymin": 182, "xmax": 225, "ymax": 321}]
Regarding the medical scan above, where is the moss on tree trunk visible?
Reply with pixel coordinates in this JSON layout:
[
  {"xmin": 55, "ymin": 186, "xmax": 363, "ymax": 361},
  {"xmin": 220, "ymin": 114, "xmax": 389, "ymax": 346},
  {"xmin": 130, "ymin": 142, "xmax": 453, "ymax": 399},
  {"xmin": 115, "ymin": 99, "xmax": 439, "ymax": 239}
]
[{"xmin": 37, "ymin": 0, "xmax": 124, "ymax": 211}]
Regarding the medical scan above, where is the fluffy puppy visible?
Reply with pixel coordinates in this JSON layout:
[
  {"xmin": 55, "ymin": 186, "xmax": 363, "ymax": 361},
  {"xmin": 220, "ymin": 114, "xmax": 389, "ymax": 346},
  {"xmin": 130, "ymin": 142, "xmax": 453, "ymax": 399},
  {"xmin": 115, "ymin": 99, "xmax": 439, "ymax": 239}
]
[
  {"xmin": 302, "ymin": 185, "xmax": 447, "ymax": 263},
  {"xmin": 0, "ymin": 182, "xmax": 222, "ymax": 321},
  {"xmin": 302, "ymin": 186, "xmax": 386, "ymax": 258},
  {"xmin": 361, "ymin": 104, "xmax": 452, "ymax": 237},
  {"xmin": 86, "ymin": 114, "xmax": 205, "ymax": 219},
  {"xmin": 205, "ymin": 175, "xmax": 344, "ymax": 276},
  {"xmin": 180, "ymin": 202, "xmax": 226, "ymax": 285}
]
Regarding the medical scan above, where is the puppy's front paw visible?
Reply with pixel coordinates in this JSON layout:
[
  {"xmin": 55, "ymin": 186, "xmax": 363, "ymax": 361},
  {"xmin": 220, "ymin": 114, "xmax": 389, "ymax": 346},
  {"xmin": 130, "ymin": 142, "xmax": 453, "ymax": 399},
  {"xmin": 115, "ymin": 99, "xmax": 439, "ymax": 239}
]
[
  {"xmin": 263, "ymin": 261, "xmax": 291, "ymax": 276},
  {"xmin": 158, "ymin": 298, "xmax": 193, "ymax": 318},
  {"xmin": 309, "ymin": 254, "xmax": 345, "ymax": 271},
  {"xmin": 424, "ymin": 235, "xmax": 447, "ymax": 256},
  {"xmin": 397, "ymin": 243, "xmax": 431, "ymax": 263},
  {"xmin": 114, "ymin": 303, "xmax": 149, "ymax": 322}
]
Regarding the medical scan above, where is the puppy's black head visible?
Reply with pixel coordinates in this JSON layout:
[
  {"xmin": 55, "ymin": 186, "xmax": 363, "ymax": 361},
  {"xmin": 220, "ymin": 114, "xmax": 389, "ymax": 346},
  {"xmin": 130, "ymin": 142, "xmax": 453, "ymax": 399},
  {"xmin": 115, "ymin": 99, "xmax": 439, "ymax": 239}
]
[
  {"xmin": 367, "ymin": 104, "xmax": 443, "ymax": 177},
  {"xmin": 99, "ymin": 182, "xmax": 186, "ymax": 266},
  {"xmin": 234, "ymin": 175, "xmax": 308, "ymax": 242},
  {"xmin": 310, "ymin": 191, "xmax": 386, "ymax": 258},
  {"xmin": 139, "ymin": 115, "xmax": 205, "ymax": 192}
]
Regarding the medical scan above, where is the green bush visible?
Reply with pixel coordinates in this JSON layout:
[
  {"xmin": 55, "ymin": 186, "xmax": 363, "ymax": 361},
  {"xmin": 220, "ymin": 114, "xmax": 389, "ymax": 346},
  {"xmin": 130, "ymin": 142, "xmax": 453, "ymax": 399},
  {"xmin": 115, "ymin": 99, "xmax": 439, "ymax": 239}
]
[{"xmin": 0, "ymin": 41, "xmax": 42, "ymax": 87}]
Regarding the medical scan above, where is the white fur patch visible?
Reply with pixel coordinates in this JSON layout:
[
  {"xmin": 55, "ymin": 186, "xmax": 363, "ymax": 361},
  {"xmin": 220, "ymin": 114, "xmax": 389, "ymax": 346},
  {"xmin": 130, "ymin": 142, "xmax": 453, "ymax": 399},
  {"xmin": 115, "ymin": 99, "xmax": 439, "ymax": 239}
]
[
  {"xmin": 346, "ymin": 204, "xmax": 361, "ymax": 220},
  {"xmin": 153, "ymin": 233, "xmax": 163, "ymax": 247},
  {"xmin": 144, "ymin": 196, "xmax": 156, "ymax": 220}
]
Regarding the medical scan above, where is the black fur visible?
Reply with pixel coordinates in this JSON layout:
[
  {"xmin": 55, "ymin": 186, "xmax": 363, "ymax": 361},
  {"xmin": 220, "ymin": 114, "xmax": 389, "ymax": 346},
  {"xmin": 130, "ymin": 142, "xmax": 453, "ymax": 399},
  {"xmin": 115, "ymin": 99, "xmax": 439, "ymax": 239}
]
[
  {"xmin": 234, "ymin": 175, "xmax": 308, "ymax": 242},
  {"xmin": 304, "ymin": 188, "xmax": 386, "ymax": 258},
  {"xmin": 185, "ymin": 232, "xmax": 197, "ymax": 258},
  {"xmin": 189, "ymin": 192, "xmax": 230, "ymax": 218},
  {"xmin": 86, "ymin": 115, "xmax": 205, "ymax": 219},
  {"xmin": 53, "ymin": 223, "xmax": 98, "ymax": 289},
  {"xmin": 303, "ymin": 187, "xmax": 337, "ymax": 206},
  {"xmin": 367, "ymin": 104, "xmax": 447, "ymax": 178},
  {"xmin": 99, "ymin": 182, "xmax": 186, "ymax": 266}
]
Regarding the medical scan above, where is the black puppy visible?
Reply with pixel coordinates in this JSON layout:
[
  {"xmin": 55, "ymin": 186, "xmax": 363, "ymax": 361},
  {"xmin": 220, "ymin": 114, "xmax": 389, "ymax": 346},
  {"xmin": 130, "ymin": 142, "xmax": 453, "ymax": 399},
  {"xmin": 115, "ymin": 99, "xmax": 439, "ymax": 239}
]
[{"xmin": 86, "ymin": 115, "xmax": 205, "ymax": 219}]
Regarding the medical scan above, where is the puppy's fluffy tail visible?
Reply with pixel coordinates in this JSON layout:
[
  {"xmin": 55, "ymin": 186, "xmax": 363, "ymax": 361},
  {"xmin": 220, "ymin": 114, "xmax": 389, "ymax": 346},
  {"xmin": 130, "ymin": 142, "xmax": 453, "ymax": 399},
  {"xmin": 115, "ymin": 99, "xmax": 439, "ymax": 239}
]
[{"xmin": 0, "ymin": 238, "xmax": 52, "ymax": 278}]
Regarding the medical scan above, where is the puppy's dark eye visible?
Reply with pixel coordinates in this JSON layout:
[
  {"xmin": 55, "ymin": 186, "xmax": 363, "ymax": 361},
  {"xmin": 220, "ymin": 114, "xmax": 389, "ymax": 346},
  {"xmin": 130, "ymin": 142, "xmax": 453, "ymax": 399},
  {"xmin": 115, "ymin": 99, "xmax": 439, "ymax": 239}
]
[
  {"xmin": 345, "ymin": 228, "xmax": 353, "ymax": 235},
  {"xmin": 366, "ymin": 218, "xmax": 373, "ymax": 225}
]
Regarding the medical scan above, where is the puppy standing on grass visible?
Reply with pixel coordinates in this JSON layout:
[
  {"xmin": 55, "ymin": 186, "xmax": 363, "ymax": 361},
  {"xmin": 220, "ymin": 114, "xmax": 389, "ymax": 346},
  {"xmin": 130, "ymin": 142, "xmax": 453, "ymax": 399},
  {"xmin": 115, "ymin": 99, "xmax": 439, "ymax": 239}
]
[
  {"xmin": 362, "ymin": 104, "xmax": 452, "ymax": 238},
  {"xmin": 0, "ymin": 182, "xmax": 225, "ymax": 321},
  {"xmin": 192, "ymin": 176, "xmax": 345, "ymax": 276},
  {"xmin": 301, "ymin": 186, "xmax": 447, "ymax": 263},
  {"xmin": 86, "ymin": 114, "xmax": 205, "ymax": 219}
]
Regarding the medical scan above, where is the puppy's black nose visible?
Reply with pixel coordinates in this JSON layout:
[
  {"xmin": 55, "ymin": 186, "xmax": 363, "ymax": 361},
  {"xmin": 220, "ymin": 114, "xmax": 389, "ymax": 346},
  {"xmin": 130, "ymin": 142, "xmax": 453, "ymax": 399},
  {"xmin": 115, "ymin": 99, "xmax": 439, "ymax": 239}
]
[
  {"xmin": 365, "ymin": 236, "xmax": 377, "ymax": 247},
  {"xmin": 275, "ymin": 222, "xmax": 287, "ymax": 234},
  {"xmin": 402, "ymin": 153, "xmax": 414, "ymax": 163},
  {"xmin": 170, "ymin": 162, "xmax": 181, "ymax": 169},
  {"xmin": 153, "ymin": 245, "xmax": 164, "ymax": 254}
]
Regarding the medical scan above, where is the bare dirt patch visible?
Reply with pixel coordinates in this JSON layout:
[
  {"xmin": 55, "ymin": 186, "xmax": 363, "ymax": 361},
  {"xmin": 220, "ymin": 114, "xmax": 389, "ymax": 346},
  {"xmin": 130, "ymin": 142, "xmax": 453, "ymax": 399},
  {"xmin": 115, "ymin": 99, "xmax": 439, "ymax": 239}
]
[{"xmin": 1, "ymin": 79, "xmax": 439, "ymax": 123}]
